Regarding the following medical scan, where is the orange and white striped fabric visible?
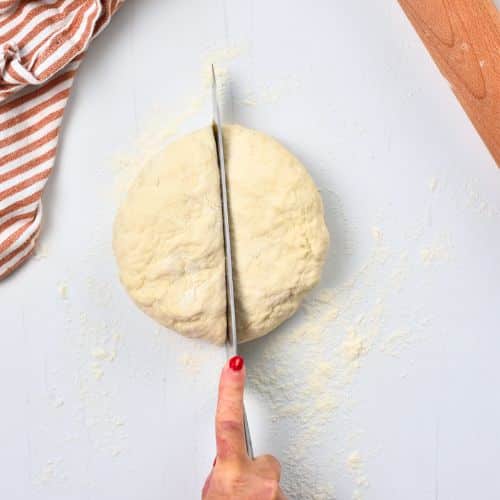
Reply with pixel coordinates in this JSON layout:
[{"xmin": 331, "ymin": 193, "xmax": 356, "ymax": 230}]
[{"xmin": 0, "ymin": 0, "xmax": 124, "ymax": 280}]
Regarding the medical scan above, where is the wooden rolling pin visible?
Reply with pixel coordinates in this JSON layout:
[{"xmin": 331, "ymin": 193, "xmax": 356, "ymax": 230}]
[{"xmin": 398, "ymin": 0, "xmax": 500, "ymax": 166}]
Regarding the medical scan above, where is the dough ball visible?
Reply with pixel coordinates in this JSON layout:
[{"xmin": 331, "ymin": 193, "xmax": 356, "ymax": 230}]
[{"xmin": 113, "ymin": 124, "xmax": 329, "ymax": 344}]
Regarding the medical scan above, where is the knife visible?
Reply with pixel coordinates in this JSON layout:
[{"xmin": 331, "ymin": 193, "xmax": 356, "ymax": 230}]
[{"xmin": 211, "ymin": 64, "xmax": 254, "ymax": 459}]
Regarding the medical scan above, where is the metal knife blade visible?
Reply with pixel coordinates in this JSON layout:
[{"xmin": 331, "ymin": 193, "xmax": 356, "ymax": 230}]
[
  {"xmin": 211, "ymin": 65, "xmax": 238, "ymax": 359},
  {"xmin": 211, "ymin": 65, "xmax": 254, "ymax": 459}
]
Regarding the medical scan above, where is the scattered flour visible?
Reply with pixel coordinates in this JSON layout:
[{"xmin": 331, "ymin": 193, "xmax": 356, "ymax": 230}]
[
  {"xmin": 180, "ymin": 353, "xmax": 203, "ymax": 375},
  {"xmin": 52, "ymin": 397, "xmax": 65, "ymax": 409},
  {"xmin": 240, "ymin": 75, "xmax": 300, "ymax": 106},
  {"xmin": 371, "ymin": 227, "xmax": 383, "ymax": 242},
  {"xmin": 342, "ymin": 328, "xmax": 366, "ymax": 364},
  {"xmin": 34, "ymin": 458, "xmax": 66, "ymax": 486},
  {"xmin": 57, "ymin": 282, "xmax": 68, "ymax": 300},
  {"xmin": 246, "ymin": 234, "xmax": 425, "ymax": 499},
  {"xmin": 347, "ymin": 450, "xmax": 362, "ymax": 471},
  {"xmin": 463, "ymin": 179, "xmax": 500, "ymax": 218},
  {"xmin": 346, "ymin": 450, "xmax": 369, "ymax": 499},
  {"xmin": 380, "ymin": 328, "xmax": 415, "ymax": 357},
  {"xmin": 91, "ymin": 346, "xmax": 116, "ymax": 362},
  {"xmin": 57, "ymin": 297, "xmax": 129, "ymax": 458},
  {"xmin": 86, "ymin": 277, "xmax": 113, "ymax": 307},
  {"xmin": 420, "ymin": 236, "xmax": 452, "ymax": 265},
  {"xmin": 34, "ymin": 242, "xmax": 50, "ymax": 260}
]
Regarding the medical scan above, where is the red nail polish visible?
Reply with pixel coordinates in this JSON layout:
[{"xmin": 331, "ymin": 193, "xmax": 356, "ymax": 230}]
[{"xmin": 229, "ymin": 355, "xmax": 244, "ymax": 371}]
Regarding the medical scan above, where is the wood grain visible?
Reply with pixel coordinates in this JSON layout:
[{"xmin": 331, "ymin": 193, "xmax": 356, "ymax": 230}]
[{"xmin": 398, "ymin": 0, "xmax": 500, "ymax": 166}]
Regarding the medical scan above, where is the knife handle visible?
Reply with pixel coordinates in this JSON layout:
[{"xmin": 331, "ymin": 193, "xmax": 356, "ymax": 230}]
[{"xmin": 398, "ymin": 0, "xmax": 500, "ymax": 166}]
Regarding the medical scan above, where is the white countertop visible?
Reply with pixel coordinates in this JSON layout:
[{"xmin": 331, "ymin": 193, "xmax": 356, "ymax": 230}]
[{"xmin": 1, "ymin": 1, "xmax": 500, "ymax": 499}]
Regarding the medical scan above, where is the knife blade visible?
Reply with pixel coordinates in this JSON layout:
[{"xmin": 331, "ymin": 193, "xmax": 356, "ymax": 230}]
[
  {"xmin": 211, "ymin": 64, "xmax": 238, "ymax": 359},
  {"xmin": 211, "ymin": 64, "xmax": 254, "ymax": 459}
]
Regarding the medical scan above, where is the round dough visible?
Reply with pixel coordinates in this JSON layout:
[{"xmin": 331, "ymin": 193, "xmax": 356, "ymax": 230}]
[{"xmin": 113, "ymin": 125, "xmax": 329, "ymax": 344}]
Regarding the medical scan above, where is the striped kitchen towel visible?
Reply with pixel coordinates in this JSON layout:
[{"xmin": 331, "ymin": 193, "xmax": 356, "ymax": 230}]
[{"xmin": 0, "ymin": 0, "xmax": 124, "ymax": 280}]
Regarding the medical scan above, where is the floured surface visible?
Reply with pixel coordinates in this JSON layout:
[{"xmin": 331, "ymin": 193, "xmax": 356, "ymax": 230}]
[{"xmin": 2, "ymin": 2, "xmax": 500, "ymax": 500}]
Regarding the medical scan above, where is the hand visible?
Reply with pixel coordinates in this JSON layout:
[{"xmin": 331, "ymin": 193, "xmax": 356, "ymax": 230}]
[{"xmin": 202, "ymin": 355, "xmax": 286, "ymax": 499}]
